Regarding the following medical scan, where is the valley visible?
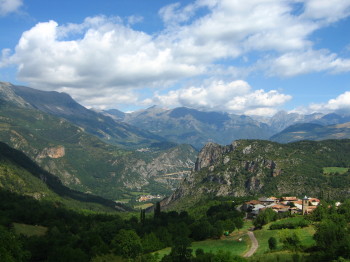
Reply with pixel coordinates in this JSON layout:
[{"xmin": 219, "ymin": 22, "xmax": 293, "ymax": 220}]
[{"xmin": 1, "ymin": 82, "xmax": 350, "ymax": 262}]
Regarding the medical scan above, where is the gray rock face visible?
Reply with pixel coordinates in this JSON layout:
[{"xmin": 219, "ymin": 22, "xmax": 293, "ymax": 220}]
[
  {"xmin": 162, "ymin": 140, "xmax": 305, "ymax": 209},
  {"xmin": 117, "ymin": 106, "xmax": 274, "ymax": 149},
  {"xmin": 194, "ymin": 141, "xmax": 239, "ymax": 171},
  {"xmin": 0, "ymin": 82, "xmax": 32, "ymax": 108}
]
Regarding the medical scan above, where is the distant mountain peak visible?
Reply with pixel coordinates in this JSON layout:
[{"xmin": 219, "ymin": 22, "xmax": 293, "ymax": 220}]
[{"xmin": 0, "ymin": 82, "xmax": 32, "ymax": 108}]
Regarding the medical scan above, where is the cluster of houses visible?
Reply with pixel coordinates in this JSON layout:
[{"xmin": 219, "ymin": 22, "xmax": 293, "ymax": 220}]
[
  {"xmin": 137, "ymin": 194, "xmax": 163, "ymax": 202},
  {"xmin": 241, "ymin": 196, "xmax": 321, "ymax": 217}
]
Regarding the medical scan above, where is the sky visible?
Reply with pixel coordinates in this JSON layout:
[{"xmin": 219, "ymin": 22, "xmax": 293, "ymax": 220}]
[{"xmin": 0, "ymin": 0, "xmax": 350, "ymax": 116}]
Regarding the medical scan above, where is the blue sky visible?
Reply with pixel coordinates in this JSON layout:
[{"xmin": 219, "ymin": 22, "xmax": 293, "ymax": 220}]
[{"xmin": 1, "ymin": 0, "xmax": 350, "ymax": 116}]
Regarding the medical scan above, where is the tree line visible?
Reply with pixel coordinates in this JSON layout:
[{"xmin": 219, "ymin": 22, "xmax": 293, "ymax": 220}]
[{"xmin": 0, "ymin": 190, "xmax": 245, "ymax": 262}]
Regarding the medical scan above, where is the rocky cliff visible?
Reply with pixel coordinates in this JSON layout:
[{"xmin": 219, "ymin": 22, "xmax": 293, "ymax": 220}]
[{"xmin": 163, "ymin": 139, "xmax": 350, "ymax": 210}]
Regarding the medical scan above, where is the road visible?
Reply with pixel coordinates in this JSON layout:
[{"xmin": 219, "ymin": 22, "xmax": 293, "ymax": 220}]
[{"xmin": 243, "ymin": 231, "xmax": 258, "ymax": 257}]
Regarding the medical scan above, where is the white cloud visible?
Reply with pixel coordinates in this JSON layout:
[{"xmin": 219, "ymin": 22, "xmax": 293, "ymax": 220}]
[
  {"xmin": 265, "ymin": 49, "xmax": 350, "ymax": 77},
  {"xmin": 292, "ymin": 91, "xmax": 350, "ymax": 115},
  {"xmin": 3, "ymin": 0, "xmax": 350, "ymax": 110},
  {"xmin": 0, "ymin": 0, "xmax": 22, "ymax": 16},
  {"xmin": 7, "ymin": 16, "xmax": 202, "ymax": 107},
  {"xmin": 308, "ymin": 91, "xmax": 350, "ymax": 113},
  {"xmin": 148, "ymin": 80, "xmax": 291, "ymax": 116},
  {"xmin": 302, "ymin": 0, "xmax": 350, "ymax": 24}
]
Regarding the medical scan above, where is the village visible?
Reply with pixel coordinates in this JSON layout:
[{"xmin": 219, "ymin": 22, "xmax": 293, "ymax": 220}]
[
  {"xmin": 137, "ymin": 194, "xmax": 163, "ymax": 202},
  {"xmin": 241, "ymin": 196, "xmax": 330, "ymax": 218}
]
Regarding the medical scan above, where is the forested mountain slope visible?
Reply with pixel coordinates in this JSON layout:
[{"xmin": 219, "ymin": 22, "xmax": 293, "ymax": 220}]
[
  {"xmin": 0, "ymin": 141, "xmax": 129, "ymax": 211},
  {"xmin": 163, "ymin": 139, "xmax": 350, "ymax": 210}
]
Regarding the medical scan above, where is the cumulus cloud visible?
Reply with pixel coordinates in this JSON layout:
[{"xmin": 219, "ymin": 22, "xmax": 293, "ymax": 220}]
[
  {"xmin": 264, "ymin": 49, "xmax": 350, "ymax": 77},
  {"xmin": 308, "ymin": 92, "xmax": 350, "ymax": 114},
  {"xmin": 159, "ymin": 0, "xmax": 350, "ymax": 74},
  {"xmin": 147, "ymin": 80, "xmax": 291, "ymax": 116},
  {"xmin": 3, "ymin": 0, "xmax": 350, "ymax": 110},
  {"xmin": 5, "ymin": 16, "xmax": 201, "ymax": 107},
  {"xmin": 301, "ymin": 0, "xmax": 350, "ymax": 24},
  {"xmin": 0, "ymin": 0, "xmax": 22, "ymax": 16}
]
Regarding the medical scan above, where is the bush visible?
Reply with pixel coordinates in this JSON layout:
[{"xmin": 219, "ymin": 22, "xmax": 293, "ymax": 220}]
[
  {"xmin": 269, "ymin": 217, "xmax": 309, "ymax": 230},
  {"xmin": 268, "ymin": 236, "xmax": 277, "ymax": 250}
]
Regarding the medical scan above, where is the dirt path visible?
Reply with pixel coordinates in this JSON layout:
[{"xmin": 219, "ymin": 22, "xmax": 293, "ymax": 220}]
[{"xmin": 244, "ymin": 231, "xmax": 258, "ymax": 257}]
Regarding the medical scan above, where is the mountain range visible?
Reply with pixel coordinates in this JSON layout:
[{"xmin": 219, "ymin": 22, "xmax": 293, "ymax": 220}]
[
  {"xmin": 271, "ymin": 122, "xmax": 350, "ymax": 143},
  {"xmin": 0, "ymin": 82, "xmax": 196, "ymax": 202},
  {"xmin": 1, "ymin": 80, "xmax": 350, "ymax": 208},
  {"xmin": 105, "ymin": 106, "xmax": 350, "ymax": 149},
  {"xmin": 11, "ymin": 84, "xmax": 165, "ymax": 149}
]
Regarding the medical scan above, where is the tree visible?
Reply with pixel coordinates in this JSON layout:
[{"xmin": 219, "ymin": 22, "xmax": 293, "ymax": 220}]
[
  {"xmin": 167, "ymin": 236, "xmax": 192, "ymax": 262},
  {"xmin": 190, "ymin": 220, "xmax": 213, "ymax": 241},
  {"xmin": 314, "ymin": 217, "xmax": 350, "ymax": 260},
  {"xmin": 142, "ymin": 232, "xmax": 163, "ymax": 253},
  {"xmin": 253, "ymin": 208, "xmax": 277, "ymax": 229},
  {"xmin": 0, "ymin": 226, "xmax": 29, "ymax": 262},
  {"xmin": 140, "ymin": 209, "xmax": 146, "ymax": 224},
  {"xmin": 154, "ymin": 202, "xmax": 161, "ymax": 219},
  {"xmin": 112, "ymin": 229, "xmax": 143, "ymax": 259},
  {"xmin": 278, "ymin": 229, "xmax": 301, "ymax": 251},
  {"xmin": 268, "ymin": 236, "xmax": 277, "ymax": 250}
]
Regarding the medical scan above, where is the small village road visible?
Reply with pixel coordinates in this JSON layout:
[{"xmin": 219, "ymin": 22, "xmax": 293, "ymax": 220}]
[{"xmin": 243, "ymin": 231, "xmax": 258, "ymax": 257}]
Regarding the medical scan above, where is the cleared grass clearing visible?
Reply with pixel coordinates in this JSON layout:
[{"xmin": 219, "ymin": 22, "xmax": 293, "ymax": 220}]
[
  {"xmin": 154, "ymin": 220, "xmax": 253, "ymax": 260},
  {"xmin": 323, "ymin": 167, "xmax": 349, "ymax": 175},
  {"xmin": 13, "ymin": 222, "xmax": 48, "ymax": 237},
  {"xmin": 249, "ymin": 250, "xmax": 310, "ymax": 262},
  {"xmin": 252, "ymin": 220, "xmax": 315, "ymax": 257},
  {"xmin": 134, "ymin": 203, "xmax": 154, "ymax": 209},
  {"xmin": 154, "ymin": 235, "xmax": 249, "ymax": 259}
]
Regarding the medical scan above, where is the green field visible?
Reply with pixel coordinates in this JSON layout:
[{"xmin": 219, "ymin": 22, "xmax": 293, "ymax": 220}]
[
  {"xmin": 134, "ymin": 203, "xmax": 154, "ymax": 209},
  {"xmin": 253, "ymin": 224, "xmax": 315, "ymax": 255},
  {"xmin": 155, "ymin": 235, "xmax": 249, "ymax": 259},
  {"xmin": 249, "ymin": 218, "xmax": 316, "ymax": 261},
  {"xmin": 155, "ymin": 220, "xmax": 253, "ymax": 259},
  {"xmin": 13, "ymin": 223, "xmax": 48, "ymax": 237},
  {"xmin": 248, "ymin": 251, "xmax": 310, "ymax": 262},
  {"xmin": 323, "ymin": 167, "xmax": 349, "ymax": 175}
]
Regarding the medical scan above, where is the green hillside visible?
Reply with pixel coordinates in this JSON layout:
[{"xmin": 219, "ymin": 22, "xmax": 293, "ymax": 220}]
[
  {"xmin": 11, "ymin": 83, "xmax": 165, "ymax": 149},
  {"xmin": 270, "ymin": 122, "xmax": 350, "ymax": 143},
  {"xmin": 165, "ymin": 139, "xmax": 350, "ymax": 210},
  {"xmin": 0, "ymin": 105, "xmax": 196, "ymax": 201},
  {"xmin": 0, "ymin": 141, "xmax": 129, "ymax": 212}
]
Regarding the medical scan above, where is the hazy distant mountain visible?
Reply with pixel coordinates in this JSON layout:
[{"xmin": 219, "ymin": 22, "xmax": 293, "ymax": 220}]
[
  {"xmin": 11, "ymin": 84, "xmax": 164, "ymax": 149},
  {"xmin": 106, "ymin": 106, "xmax": 274, "ymax": 149},
  {"xmin": 252, "ymin": 111, "xmax": 325, "ymax": 132},
  {"xmin": 0, "ymin": 82, "xmax": 197, "ymax": 201},
  {"xmin": 270, "ymin": 122, "xmax": 350, "ymax": 143},
  {"xmin": 313, "ymin": 113, "xmax": 350, "ymax": 126},
  {"xmin": 104, "ymin": 106, "xmax": 350, "ymax": 148},
  {"xmin": 103, "ymin": 108, "xmax": 126, "ymax": 121}
]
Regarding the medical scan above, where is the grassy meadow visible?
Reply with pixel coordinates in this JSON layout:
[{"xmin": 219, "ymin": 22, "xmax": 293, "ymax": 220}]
[{"xmin": 13, "ymin": 223, "xmax": 48, "ymax": 237}]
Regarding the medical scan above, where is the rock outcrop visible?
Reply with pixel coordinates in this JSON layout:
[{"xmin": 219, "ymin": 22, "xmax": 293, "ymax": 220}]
[
  {"xmin": 162, "ymin": 139, "xmax": 350, "ymax": 210},
  {"xmin": 195, "ymin": 142, "xmax": 234, "ymax": 171},
  {"xmin": 38, "ymin": 146, "xmax": 65, "ymax": 159}
]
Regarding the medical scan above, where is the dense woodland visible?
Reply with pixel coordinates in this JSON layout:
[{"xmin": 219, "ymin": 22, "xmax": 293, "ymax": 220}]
[
  {"xmin": 2, "ymin": 188, "xmax": 350, "ymax": 261},
  {"xmin": 0, "ymin": 190, "xmax": 247, "ymax": 262}
]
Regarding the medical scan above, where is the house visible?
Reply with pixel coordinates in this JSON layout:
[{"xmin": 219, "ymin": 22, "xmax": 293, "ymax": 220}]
[
  {"xmin": 269, "ymin": 204, "xmax": 290, "ymax": 213},
  {"xmin": 306, "ymin": 206, "xmax": 318, "ymax": 213},
  {"xmin": 242, "ymin": 200, "xmax": 263, "ymax": 211},
  {"xmin": 309, "ymin": 198, "xmax": 320, "ymax": 206},
  {"xmin": 258, "ymin": 197, "xmax": 277, "ymax": 205},
  {"xmin": 280, "ymin": 196, "xmax": 298, "ymax": 202},
  {"xmin": 269, "ymin": 196, "xmax": 279, "ymax": 203},
  {"xmin": 251, "ymin": 204, "xmax": 266, "ymax": 216},
  {"xmin": 293, "ymin": 200, "xmax": 303, "ymax": 210}
]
